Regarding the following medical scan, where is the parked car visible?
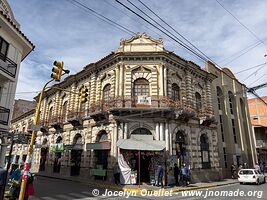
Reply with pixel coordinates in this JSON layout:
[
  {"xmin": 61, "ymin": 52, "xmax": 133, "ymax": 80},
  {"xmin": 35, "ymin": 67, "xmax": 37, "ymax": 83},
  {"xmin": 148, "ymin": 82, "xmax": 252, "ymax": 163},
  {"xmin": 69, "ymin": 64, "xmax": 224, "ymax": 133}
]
[{"xmin": 238, "ymin": 169, "xmax": 265, "ymax": 185}]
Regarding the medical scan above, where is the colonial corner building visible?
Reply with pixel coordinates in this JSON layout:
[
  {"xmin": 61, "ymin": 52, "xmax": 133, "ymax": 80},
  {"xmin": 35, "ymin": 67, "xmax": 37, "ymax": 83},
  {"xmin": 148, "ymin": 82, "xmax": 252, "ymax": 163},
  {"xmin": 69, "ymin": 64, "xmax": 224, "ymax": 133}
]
[
  {"xmin": 0, "ymin": 0, "xmax": 34, "ymax": 168},
  {"xmin": 11, "ymin": 33, "xmax": 256, "ymax": 183}
]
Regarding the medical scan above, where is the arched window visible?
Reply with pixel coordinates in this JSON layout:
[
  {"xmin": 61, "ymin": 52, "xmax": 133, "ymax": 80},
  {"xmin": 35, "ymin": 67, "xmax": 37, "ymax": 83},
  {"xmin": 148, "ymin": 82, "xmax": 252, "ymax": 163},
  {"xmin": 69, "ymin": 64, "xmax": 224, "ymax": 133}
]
[
  {"xmin": 103, "ymin": 84, "xmax": 111, "ymax": 102},
  {"xmin": 195, "ymin": 92, "xmax": 202, "ymax": 112},
  {"xmin": 133, "ymin": 78, "xmax": 149, "ymax": 96},
  {"xmin": 171, "ymin": 83, "xmax": 180, "ymax": 101},
  {"xmin": 200, "ymin": 134, "xmax": 211, "ymax": 169},
  {"xmin": 73, "ymin": 134, "xmax": 83, "ymax": 144},
  {"xmin": 62, "ymin": 101, "xmax": 68, "ymax": 122},
  {"xmin": 96, "ymin": 130, "xmax": 109, "ymax": 142},
  {"xmin": 132, "ymin": 128, "xmax": 152, "ymax": 135},
  {"xmin": 48, "ymin": 107, "xmax": 53, "ymax": 123}
]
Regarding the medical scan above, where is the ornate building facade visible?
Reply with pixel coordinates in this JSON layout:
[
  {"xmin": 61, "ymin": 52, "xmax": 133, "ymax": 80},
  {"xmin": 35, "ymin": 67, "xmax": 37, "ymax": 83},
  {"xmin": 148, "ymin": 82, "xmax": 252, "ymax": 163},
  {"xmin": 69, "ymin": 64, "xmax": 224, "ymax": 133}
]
[{"xmin": 11, "ymin": 33, "xmax": 256, "ymax": 183}]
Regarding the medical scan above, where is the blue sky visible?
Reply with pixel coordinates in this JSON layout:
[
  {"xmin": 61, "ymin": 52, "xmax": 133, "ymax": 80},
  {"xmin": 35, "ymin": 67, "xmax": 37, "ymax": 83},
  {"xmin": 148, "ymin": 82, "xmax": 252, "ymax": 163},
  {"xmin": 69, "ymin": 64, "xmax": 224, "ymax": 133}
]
[{"xmin": 8, "ymin": 0, "xmax": 267, "ymax": 100}]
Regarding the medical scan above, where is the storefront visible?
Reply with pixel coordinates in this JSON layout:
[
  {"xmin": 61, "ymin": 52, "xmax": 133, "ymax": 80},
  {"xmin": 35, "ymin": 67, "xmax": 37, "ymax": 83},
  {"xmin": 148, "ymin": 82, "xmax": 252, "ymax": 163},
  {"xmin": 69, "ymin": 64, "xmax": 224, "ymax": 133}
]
[
  {"xmin": 117, "ymin": 134, "xmax": 165, "ymax": 186},
  {"xmin": 87, "ymin": 130, "xmax": 111, "ymax": 180}
]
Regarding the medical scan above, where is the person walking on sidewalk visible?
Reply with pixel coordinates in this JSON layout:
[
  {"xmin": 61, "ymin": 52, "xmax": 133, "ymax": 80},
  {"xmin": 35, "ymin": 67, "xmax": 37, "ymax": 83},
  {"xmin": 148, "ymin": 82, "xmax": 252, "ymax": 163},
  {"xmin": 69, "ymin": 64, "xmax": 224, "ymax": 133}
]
[
  {"xmin": 180, "ymin": 163, "xmax": 189, "ymax": 187},
  {"xmin": 113, "ymin": 162, "xmax": 120, "ymax": 185},
  {"xmin": 155, "ymin": 164, "xmax": 164, "ymax": 188},
  {"xmin": 231, "ymin": 164, "xmax": 236, "ymax": 179},
  {"xmin": 173, "ymin": 163, "xmax": 179, "ymax": 186}
]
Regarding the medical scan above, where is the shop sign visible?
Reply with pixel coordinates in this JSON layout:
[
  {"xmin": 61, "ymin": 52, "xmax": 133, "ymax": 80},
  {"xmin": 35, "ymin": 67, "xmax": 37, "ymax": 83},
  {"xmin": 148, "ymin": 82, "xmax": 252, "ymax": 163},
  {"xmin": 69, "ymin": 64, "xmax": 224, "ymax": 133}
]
[
  {"xmin": 51, "ymin": 143, "xmax": 64, "ymax": 152},
  {"xmin": 137, "ymin": 96, "xmax": 151, "ymax": 105},
  {"xmin": 86, "ymin": 141, "xmax": 111, "ymax": 150},
  {"xmin": 64, "ymin": 144, "xmax": 84, "ymax": 150}
]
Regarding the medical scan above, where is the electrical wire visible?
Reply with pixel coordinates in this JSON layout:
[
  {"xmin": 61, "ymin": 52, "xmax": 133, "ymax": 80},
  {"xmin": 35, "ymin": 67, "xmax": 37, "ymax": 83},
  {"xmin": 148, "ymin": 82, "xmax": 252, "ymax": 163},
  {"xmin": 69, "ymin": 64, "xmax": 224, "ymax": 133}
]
[
  {"xmin": 216, "ymin": 0, "xmax": 267, "ymax": 48},
  {"xmin": 126, "ymin": 0, "xmax": 208, "ymax": 62},
  {"xmin": 115, "ymin": 0, "xmax": 209, "ymax": 63},
  {"xmin": 65, "ymin": 0, "xmax": 135, "ymax": 36},
  {"xmin": 241, "ymin": 62, "xmax": 267, "ymax": 82},
  {"xmin": 137, "ymin": 0, "xmax": 214, "ymax": 63},
  {"xmin": 235, "ymin": 62, "xmax": 267, "ymax": 74}
]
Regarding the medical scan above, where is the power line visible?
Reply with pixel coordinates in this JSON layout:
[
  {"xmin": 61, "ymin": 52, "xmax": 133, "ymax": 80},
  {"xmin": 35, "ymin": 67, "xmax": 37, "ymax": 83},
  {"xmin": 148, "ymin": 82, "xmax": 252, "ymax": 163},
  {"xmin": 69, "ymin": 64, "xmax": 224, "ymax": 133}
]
[
  {"xmin": 65, "ymin": 0, "xmax": 135, "ymax": 36},
  {"xmin": 235, "ymin": 62, "xmax": 267, "ymax": 74},
  {"xmin": 241, "ymin": 62, "xmax": 267, "ymax": 82},
  {"xmin": 127, "ymin": 0, "xmax": 208, "ymax": 61},
  {"xmin": 216, "ymin": 0, "xmax": 267, "ymax": 48},
  {"xmin": 115, "ymin": 0, "xmax": 209, "ymax": 63},
  {"xmin": 248, "ymin": 68, "xmax": 267, "ymax": 87},
  {"xmin": 137, "ymin": 0, "xmax": 214, "ymax": 63},
  {"xmin": 219, "ymin": 39, "xmax": 266, "ymax": 64}
]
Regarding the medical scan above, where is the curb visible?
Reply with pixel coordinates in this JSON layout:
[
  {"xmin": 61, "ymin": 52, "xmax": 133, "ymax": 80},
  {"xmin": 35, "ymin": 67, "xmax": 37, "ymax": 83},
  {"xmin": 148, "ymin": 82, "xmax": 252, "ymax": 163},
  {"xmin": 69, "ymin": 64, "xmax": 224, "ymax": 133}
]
[{"xmin": 36, "ymin": 174, "xmax": 238, "ymax": 194}]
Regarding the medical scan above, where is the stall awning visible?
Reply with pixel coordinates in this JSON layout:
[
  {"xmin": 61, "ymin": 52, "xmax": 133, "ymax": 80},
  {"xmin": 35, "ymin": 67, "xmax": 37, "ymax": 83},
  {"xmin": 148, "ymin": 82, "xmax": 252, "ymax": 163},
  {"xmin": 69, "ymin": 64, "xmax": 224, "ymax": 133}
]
[
  {"xmin": 86, "ymin": 141, "xmax": 111, "ymax": 150},
  {"xmin": 117, "ymin": 135, "xmax": 165, "ymax": 151}
]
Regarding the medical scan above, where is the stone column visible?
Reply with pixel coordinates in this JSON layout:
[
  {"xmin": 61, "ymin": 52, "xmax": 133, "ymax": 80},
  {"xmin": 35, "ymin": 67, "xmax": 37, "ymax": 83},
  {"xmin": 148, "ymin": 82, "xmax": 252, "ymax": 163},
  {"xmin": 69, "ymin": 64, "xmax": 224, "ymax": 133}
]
[
  {"xmin": 185, "ymin": 72, "xmax": 192, "ymax": 108},
  {"xmin": 0, "ymin": 145, "xmax": 7, "ymax": 168},
  {"xmin": 206, "ymin": 82, "xmax": 212, "ymax": 113},
  {"xmin": 165, "ymin": 122, "xmax": 169, "ymax": 152},
  {"xmin": 115, "ymin": 66, "xmax": 120, "ymax": 96},
  {"xmin": 118, "ymin": 123, "xmax": 124, "ymax": 140},
  {"xmin": 123, "ymin": 122, "xmax": 128, "ymax": 139},
  {"xmin": 69, "ymin": 84, "xmax": 76, "ymax": 112},
  {"xmin": 159, "ymin": 65, "xmax": 164, "ymax": 96},
  {"xmin": 90, "ymin": 74, "xmax": 97, "ymax": 107},
  {"xmin": 164, "ymin": 67, "xmax": 167, "ymax": 96},
  {"xmin": 170, "ymin": 130, "xmax": 173, "ymax": 155},
  {"xmin": 120, "ymin": 65, "xmax": 124, "ymax": 97},
  {"xmin": 113, "ymin": 123, "xmax": 118, "ymax": 159},
  {"xmin": 160, "ymin": 122, "xmax": 164, "ymax": 141},
  {"xmin": 155, "ymin": 123, "xmax": 160, "ymax": 140}
]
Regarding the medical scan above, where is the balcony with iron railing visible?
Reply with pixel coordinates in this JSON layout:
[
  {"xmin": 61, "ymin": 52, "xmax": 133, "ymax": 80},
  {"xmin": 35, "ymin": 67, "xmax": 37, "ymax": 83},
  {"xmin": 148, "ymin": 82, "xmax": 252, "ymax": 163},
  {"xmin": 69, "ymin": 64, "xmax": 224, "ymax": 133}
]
[
  {"xmin": 67, "ymin": 110, "xmax": 85, "ymax": 126},
  {"xmin": 0, "ymin": 106, "xmax": 10, "ymax": 125},
  {"xmin": 0, "ymin": 52, "xmax": 17, "ymax": 79},
  {"xmin": 50, "ymin": 116, "xmax": 64, "ymax": 130}
]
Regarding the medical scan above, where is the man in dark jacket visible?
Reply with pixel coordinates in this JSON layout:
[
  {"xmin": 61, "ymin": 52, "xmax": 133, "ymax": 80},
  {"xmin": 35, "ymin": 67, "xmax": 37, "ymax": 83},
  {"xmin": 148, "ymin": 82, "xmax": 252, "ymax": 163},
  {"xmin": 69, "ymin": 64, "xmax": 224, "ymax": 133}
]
[{"xmin": 174, "ymin": 163, "xmax": 179, "ymax": 186}]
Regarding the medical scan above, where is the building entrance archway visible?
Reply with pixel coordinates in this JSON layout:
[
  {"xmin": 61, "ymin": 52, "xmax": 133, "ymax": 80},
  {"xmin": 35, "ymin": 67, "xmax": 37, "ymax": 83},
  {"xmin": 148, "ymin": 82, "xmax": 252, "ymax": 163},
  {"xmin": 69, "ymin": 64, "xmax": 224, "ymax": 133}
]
[
  {"xmin": 70, "ymin": 134, "xmax": 83, "ymax": 176},
  {"xmin": 175, "ymin": 131, "xmax": 186, "ymax": 167}
]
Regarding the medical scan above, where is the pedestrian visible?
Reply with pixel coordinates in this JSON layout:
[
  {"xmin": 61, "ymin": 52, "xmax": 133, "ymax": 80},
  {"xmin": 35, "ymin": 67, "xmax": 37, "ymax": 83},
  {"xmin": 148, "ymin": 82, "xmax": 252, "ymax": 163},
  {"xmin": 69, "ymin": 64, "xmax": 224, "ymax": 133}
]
[
  {"xmin": 173, "ymin": 163, "xmax": 179, "ymax": 186},
  {"xmin": 260, "ymin": 162, "xmax": 265, "ymax": 174},
  {"xmin": 231, "ymin": 164, "xmax": 236, "ymax": 179},
  {"xmin": 238, "ymin": 164, "xmax": 243, "ymax": 173},
  {"xmin": 155, "ymin": 164, "xmax": 164, "ymax": 188},
  {"xmin": 8, "ymin": 164, "xmax": 23, "ymax": 199},
  {"xmin": 24, "ymin": 172, "xmax": 35, "ymax": 200},
  {"xmin": 243, "ymin": 163, "xmax": 248, "ymax": 169},
  {"xmin": 113, "ymin": 162, "xmax": 120, "ymax": 185},
  {"xmin": 0, "ymin": 166, "xmax": 7, "ymax": 199},
  {"xmin": 180, "ymin": 163, "xmax": 189, "ymax": 186},
  {"xmin": 254, "ymin": 162, "xmax": 260, "ymax": 171}
]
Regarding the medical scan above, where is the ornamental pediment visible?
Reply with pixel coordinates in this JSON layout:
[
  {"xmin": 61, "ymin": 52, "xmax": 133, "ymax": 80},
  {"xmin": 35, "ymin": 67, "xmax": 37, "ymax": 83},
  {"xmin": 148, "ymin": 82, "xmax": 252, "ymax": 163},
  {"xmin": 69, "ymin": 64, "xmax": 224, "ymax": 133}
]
[{"xmin": 117, "ymin": 33, "xmax": 164, "ymax": 52}]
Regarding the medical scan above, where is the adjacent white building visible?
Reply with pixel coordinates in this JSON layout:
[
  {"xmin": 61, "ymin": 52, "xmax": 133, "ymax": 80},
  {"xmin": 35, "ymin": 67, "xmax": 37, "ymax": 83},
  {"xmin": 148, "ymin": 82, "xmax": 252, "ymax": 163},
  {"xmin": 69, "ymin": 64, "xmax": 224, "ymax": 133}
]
[{"xmin": 0, "ymin": 0, "xmax": 34, "ymax": 167}]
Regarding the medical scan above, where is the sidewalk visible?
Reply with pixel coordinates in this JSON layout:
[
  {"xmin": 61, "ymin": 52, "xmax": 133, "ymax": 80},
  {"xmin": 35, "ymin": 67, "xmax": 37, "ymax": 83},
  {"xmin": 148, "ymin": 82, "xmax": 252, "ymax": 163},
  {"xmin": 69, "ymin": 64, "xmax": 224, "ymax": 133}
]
[{"xmin": 36, "ymin": 172, "xmax": 238, "ymax": 193}]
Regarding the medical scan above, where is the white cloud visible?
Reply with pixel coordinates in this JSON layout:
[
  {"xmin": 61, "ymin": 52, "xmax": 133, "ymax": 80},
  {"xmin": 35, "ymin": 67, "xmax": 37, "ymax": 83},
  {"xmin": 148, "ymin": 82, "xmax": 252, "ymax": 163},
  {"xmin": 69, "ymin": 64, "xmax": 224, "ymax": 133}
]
[{"xmin": 8, "ymin": 0, "xmax": 267, "ymax": 99}]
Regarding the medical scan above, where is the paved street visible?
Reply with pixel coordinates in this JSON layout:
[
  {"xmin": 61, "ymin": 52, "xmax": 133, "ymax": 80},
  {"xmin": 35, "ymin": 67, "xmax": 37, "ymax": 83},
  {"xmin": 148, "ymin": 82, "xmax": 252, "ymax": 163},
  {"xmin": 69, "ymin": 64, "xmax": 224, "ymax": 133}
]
[{"xmin": 29, "ymin": 176, "xmax": 267, "ymax": 200}]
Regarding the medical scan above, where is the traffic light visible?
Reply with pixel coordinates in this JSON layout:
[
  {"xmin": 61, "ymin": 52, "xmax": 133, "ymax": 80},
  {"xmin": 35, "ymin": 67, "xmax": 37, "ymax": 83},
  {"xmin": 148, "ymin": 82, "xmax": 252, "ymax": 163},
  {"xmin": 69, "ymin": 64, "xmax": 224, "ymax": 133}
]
[
  {"xmin": 80, "ymin": 86, "xmax": 89, "ymax": 103},
  {"xmin": 51, "ymin": 61, "xmax": 64, "ymax": 81}
]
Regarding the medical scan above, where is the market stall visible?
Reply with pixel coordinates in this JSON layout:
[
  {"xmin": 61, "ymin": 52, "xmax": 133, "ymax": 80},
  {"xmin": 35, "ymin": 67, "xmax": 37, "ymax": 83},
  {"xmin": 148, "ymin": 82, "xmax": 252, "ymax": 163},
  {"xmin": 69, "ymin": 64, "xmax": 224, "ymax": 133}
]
[{"xmin": 117, "ymin": 135, "xmax": 165, "ymax": 186}]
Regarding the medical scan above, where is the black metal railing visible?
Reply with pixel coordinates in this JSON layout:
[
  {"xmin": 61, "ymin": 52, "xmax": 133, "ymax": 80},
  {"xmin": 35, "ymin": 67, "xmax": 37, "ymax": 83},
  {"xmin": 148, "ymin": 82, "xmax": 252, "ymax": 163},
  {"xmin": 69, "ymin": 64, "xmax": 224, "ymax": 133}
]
[
  {"xmin": 0, "ymin": 106, "xmax": 10, "ymax": 125},
  {"xmin": 0, "ymin": 52, "xmax": 17, "ymax": 78}
]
